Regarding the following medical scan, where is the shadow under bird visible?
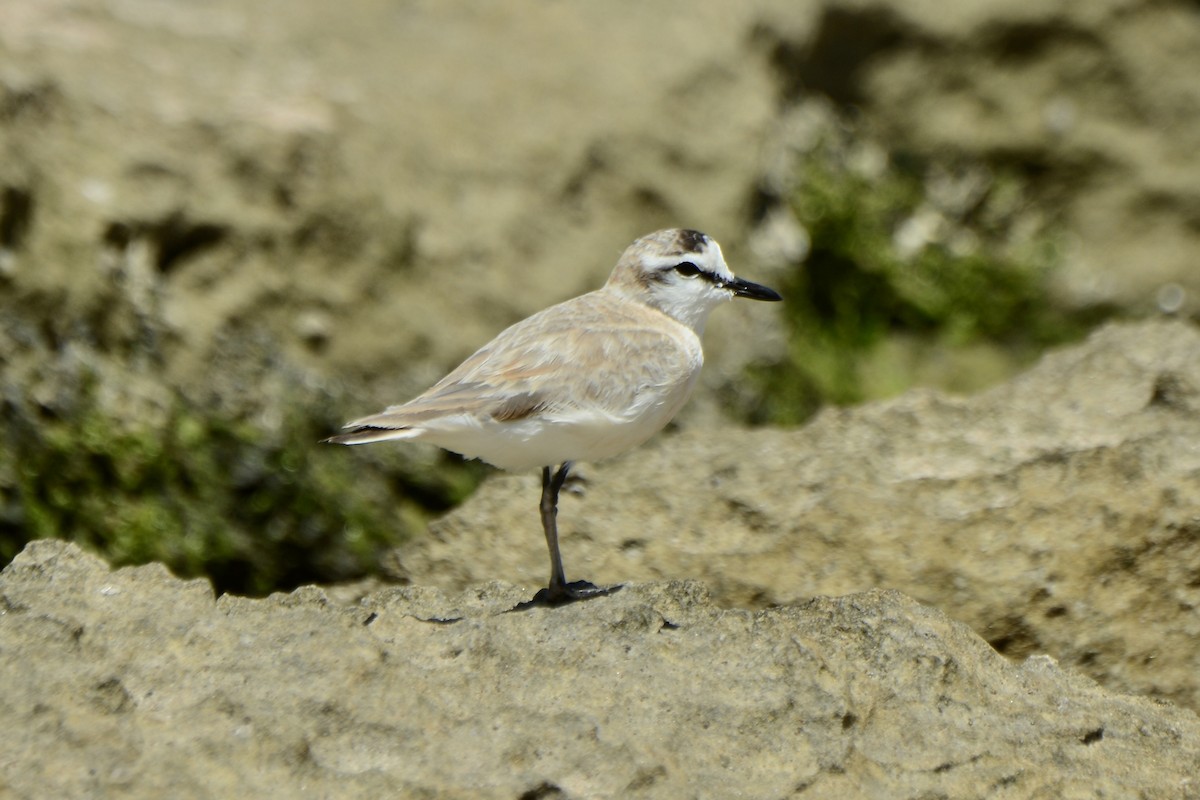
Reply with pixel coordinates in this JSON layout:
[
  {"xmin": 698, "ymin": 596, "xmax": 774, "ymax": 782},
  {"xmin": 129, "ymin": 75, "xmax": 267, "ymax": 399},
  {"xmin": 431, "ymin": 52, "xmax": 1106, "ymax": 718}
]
[{"xmin": 326, "ymin": 228, "xmax": 781, "ymax": 605}]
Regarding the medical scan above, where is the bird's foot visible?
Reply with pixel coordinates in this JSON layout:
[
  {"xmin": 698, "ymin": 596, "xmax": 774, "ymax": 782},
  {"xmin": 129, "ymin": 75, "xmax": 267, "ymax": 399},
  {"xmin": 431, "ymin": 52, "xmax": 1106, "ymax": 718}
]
[{"xmin": 516, "ymin": 580, "xmax": 622, "ymax": 609}]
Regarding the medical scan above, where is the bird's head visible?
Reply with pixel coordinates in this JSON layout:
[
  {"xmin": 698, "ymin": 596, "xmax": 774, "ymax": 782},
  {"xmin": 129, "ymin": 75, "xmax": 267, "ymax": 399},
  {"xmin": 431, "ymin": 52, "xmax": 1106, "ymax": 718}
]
[{"xmin": 606, "ymin": 228, "xmax": 781, "ymax": 332}]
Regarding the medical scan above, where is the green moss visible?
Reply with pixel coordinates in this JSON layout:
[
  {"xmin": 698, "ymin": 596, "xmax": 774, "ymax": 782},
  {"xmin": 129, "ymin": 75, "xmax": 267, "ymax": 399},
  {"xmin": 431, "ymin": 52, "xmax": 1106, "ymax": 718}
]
[
  {"xmin": 0, "ymin": 373, "xmax": 485, "ymax": 595},
  {"xmin": 745, "ymin": 147, "xmax": 1111, "ymax": 425}
]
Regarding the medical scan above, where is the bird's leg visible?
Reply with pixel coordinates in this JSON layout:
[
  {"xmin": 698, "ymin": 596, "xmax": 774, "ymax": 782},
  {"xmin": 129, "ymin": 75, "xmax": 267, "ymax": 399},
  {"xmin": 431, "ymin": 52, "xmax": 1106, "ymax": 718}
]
[
  {"xmin": 530, "ymin": 461, "xmax": 618, "ymax": 606},
  {"xmin": 540, "ymin": 462, "xmax": 571, "ymax": 594}
]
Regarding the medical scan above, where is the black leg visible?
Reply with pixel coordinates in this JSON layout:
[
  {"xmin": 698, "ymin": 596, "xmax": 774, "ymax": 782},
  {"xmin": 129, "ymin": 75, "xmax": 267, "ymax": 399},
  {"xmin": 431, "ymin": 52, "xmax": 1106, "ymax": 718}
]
[
  {"xmin": 540, "ymin": 463, "xmax": 571, "ymax": 593},
  {"xmin": 527, "ymin": 461, "xmax": 619, "ymax": 606}
]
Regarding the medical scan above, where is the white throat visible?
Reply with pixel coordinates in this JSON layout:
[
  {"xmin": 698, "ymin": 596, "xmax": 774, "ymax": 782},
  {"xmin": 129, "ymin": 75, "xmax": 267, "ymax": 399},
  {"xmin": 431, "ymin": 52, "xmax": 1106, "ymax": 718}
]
[{"xmin": 646, "ymin": 287, "xmax": 730, "ymax": 334}]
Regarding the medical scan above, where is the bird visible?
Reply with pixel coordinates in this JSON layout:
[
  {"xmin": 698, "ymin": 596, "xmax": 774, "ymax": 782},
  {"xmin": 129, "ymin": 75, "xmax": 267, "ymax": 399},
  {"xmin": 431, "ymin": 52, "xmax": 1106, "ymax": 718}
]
[{"xmin": 326, "ymin": 228, "xmax": 782, "ymax": 604}]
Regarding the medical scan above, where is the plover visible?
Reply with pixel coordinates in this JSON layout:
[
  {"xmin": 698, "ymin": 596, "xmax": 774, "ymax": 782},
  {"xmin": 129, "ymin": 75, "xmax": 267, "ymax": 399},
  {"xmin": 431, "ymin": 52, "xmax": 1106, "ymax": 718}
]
[{"xmin": 327, "ymin": 229, "xmax": 781, "ymax": 604}]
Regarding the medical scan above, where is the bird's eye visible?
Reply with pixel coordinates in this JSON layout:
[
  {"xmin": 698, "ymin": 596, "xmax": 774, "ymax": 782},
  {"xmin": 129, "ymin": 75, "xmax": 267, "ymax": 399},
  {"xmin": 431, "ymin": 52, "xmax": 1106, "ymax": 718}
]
[{"xmin": 674, "ymin": 262, "xmax": 701, "ymax": 277}]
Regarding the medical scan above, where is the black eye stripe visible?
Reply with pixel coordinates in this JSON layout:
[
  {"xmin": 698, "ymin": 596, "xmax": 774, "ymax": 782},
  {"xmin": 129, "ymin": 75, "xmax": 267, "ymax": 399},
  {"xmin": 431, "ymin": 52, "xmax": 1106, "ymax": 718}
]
[{"xmin": 665, "ymin": 261, "xmax": 726, "ymax": 288}]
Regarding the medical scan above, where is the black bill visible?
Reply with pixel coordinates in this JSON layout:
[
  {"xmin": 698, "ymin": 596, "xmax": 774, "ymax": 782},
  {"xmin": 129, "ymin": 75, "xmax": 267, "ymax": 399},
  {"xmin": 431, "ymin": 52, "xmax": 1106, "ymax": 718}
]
[{"xmin": 725, "ymin": 276, "xmax": 782, "ymax": 302}]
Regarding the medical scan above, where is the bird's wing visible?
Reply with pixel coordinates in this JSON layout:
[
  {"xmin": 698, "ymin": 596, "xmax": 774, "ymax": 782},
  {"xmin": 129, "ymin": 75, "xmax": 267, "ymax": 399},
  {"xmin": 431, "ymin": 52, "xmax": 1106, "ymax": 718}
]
[{"xmin": 342, "ymin": 292, "xmax": 699, "ymax": 432}]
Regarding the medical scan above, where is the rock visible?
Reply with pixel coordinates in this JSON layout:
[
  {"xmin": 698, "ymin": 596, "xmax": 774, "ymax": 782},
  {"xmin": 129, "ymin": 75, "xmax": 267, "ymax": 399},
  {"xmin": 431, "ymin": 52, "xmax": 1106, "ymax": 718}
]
[
  {"xmin": 396, "ymin": 319, "xmax": 1200, "ymax": 713},
  {"xmin": 2, "ymin": 539, "xmax": 1198, "ymax": 798},
  {"xmin": 755, "ymin": 0, "xmax": 1200, "ymax": 313},
  {"xmin": 0, "ymin": 0, "xmax": 786, "ymax": 404}
]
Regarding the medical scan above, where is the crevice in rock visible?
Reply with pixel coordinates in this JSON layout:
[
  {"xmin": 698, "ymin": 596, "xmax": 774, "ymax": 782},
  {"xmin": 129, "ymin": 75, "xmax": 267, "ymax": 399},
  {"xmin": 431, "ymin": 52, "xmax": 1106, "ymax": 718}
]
[
  {"xmin": 101, "ymin": 214, "xmax": 228, "ymax": 275},
  {"xmin": 759, "ymin": 5, "xmax": 923, "ymax": 106},
  {"xmin": 0, "ymin": 186, "xmax": 33, "ymax": 252},
  {"xmin": 518, "ymin": 782, "xmax": 566, "ymax": 800}
]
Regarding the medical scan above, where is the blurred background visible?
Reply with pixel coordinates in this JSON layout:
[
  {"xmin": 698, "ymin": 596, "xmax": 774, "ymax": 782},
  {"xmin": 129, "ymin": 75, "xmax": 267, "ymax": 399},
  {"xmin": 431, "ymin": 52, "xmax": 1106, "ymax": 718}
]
[{"xmin": 1, "ymin": 0, "xmax": 1196, "ymax": 595}]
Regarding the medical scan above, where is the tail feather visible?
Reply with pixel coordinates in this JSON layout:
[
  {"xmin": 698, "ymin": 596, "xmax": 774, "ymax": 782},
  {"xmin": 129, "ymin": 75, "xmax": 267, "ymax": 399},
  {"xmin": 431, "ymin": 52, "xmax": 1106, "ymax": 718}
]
[{"xmin": 323, "ymin": 426, "xmax": 422, "ymax": 446}]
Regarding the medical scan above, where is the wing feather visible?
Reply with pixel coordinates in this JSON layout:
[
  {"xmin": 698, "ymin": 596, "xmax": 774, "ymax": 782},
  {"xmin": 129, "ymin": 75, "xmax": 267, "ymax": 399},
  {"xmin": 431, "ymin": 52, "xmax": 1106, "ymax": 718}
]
[{"xmin": 333, "ymin": 290, "xmax": 699, "ymax": 440}]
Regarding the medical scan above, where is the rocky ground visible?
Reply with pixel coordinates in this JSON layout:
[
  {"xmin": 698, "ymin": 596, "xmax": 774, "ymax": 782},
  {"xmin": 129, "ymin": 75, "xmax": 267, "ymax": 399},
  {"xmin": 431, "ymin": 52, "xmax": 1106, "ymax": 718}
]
[
  {"xmin": 400, "ymin": 320, "xmax": 1200, "ymax": 716},
  {"xmin": 3, "ymin": 320, "xmax": 1199, "ymax": 798},
  {"xmin": 2, "ymin": 539, "xmax": 1199, "ymax": 798}
]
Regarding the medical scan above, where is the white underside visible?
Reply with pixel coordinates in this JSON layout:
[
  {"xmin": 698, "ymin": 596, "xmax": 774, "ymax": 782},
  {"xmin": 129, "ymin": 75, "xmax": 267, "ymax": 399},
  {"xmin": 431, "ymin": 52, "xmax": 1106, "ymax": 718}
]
[{"xmin": 384, "ymin": 372, "xmax": 699, "ymax": 471}]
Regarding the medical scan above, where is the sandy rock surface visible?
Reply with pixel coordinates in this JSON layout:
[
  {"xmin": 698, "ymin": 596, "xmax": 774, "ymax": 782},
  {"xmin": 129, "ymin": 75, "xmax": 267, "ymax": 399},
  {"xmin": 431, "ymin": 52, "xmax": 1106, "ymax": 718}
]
[
  {"xmin": 395, "ymin": 320, "xmax": 1200, "ymax": 714},
  {"xmin": 2, "ymin": 539, "xmax": 1198, "ymax": 799}
]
